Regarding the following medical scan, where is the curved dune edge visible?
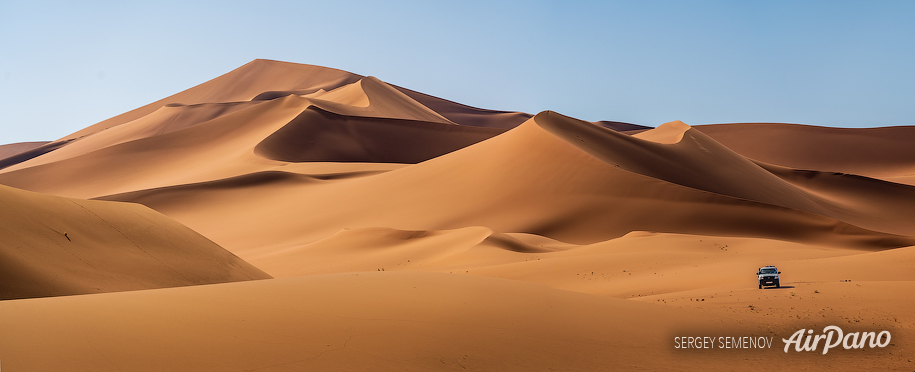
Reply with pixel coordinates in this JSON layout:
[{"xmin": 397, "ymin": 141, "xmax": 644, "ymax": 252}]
[{"xmin": 0, "ymin": 184, "xmax": 270, "ymax": 301}]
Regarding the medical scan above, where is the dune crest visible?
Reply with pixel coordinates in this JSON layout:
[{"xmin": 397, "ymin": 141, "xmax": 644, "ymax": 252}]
[{"xmin": 633, "ymin": 120, "xmax": 691, "ymax": 144}]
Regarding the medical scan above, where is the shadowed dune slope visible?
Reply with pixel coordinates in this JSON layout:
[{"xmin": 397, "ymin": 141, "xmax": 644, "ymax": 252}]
[
  {"xmin": 254, "ymin": 107, "xmax": 505, "ymax": 163},
  {"xmin": 0, "ymin": 139, "xmax": 75, "ymax": 171},
  {"xmin": 0, "ymin": 184, "xmax": 269, "ymax": 300},
  {"xmin": 593, "ymin": 120, "xmax": 652, "ymax": 132},
  {"xmin": 696, "ymin": 123, "xmax": 915, "ymax": 184},
  {"xmin": 304, "ymin": 76, "xmax": 455, "ymax": 124},
  {"xmin": 393, "ymin": 84, "xmax": 533, "ymax": 129},
  {"xmin": 102, "ymin": 112, "xmax": 915, "ymax": 260},
  {"xmin": 0, "ymin": 141, "xmax": 49, "ymax": 159}
]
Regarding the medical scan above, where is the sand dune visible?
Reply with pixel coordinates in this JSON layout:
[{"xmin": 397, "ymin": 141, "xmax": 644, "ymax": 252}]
[
  {"xmin": 100, "ymin": 112, "xmax": 915, "ymax": 263},
  {"xmin": 539, "ymin": 112, "xmax": 915, "ymax": 236},
  {"xmin": 2, "ymin": 59, "xmax": 914, "ymax": 370},
  {"xmin": 0, "ymin": 184, "xmax": 269, "ymax": 300},
  {"xmin": 697, "ymin": 123, "xmax": 915, "ymax": 185}
]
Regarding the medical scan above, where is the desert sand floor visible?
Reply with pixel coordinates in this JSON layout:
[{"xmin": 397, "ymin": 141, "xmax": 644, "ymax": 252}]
[{"xmin": 1, "ymin": 60, "xmax": 913, "ymax": 371}]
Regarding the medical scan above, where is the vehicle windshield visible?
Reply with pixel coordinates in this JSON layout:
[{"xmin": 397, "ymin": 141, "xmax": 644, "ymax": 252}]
[{"xmin": 759, "ymin": 268, "xmax": 777, "ymax": 274}]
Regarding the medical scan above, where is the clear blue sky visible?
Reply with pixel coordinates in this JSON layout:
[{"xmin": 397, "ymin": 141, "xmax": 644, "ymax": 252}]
[{"xmin": 2, "ymin": 0, "xmax": 914, "ymax": 143}]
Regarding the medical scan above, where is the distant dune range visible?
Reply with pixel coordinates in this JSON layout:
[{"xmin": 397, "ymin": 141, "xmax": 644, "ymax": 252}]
[{"xmin": 1, "ymin": 59, "xmax": 914, "ymax": 370}]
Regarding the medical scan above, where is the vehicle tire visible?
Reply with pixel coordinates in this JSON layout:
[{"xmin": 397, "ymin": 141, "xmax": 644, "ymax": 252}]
[
  {"xmin": 775, "ymin": 281, "xmax": 780, "ymax": 288},
  {"xmin": 758, "ymin": 284, "xmax": 762, "ymax": 289}
]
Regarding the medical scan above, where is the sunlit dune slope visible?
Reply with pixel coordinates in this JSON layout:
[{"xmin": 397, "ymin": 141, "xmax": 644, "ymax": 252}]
[{"xmin": 0, "ymin": 184, "xmax": 270, "ymax": 301}]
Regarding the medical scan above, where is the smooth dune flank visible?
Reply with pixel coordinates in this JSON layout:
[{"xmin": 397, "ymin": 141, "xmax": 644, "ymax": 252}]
[
  {"xmin": 0, "ymin": 184, "xmax": 269, "ymax": 301},
  {"xmin": 1, "ymin": 59, "xmax": 914, "ymax": 370}
]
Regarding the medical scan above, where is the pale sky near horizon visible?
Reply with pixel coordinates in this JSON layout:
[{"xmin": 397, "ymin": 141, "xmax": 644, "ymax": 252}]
[{"xmin": 1, "ymin": 0, "xmax": 914, "ymax": 143}]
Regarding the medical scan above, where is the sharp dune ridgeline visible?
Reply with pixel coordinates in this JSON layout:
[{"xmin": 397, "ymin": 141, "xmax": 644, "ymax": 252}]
[{"xmin": 1, "ymin": 59, "xmax": 914, "ymax": 371}]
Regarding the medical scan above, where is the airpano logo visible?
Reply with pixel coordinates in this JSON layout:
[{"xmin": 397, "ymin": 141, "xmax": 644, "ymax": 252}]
[
  {"xmin": 674, "ymin": 326, "xmax": 892, "ymax": 355},
  {"xmin": 783, "ymin": 326, "xmax": 891, "ymax": 354}
]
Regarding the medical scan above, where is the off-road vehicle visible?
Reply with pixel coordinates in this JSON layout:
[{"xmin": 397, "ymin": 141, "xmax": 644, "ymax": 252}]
[{"xmin": 757, "ymin": 265, "xmax": 780, "ymax": 289}]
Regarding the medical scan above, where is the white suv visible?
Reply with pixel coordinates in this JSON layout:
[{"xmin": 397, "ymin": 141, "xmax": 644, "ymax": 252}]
[{"xmin": 757, "ymin": 266, "xmax": 780, "ymax": 289}]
